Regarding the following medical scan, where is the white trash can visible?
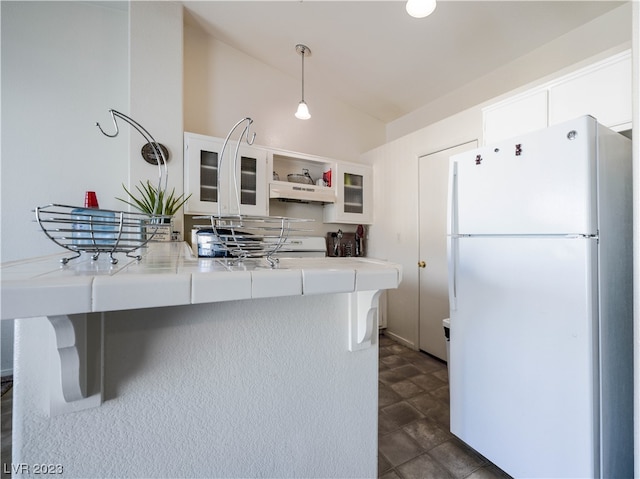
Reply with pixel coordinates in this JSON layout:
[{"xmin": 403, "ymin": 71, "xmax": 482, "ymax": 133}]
[{"xmin": 442, "ymin": 318, "xmax": 450, "ymax": 371}]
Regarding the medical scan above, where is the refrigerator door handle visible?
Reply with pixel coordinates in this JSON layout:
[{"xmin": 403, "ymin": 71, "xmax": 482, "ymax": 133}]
[
  {"xmin": 448, "ymin": 235, "xmax": 458, "ymax": 311},
  {"xmin": 447, "ymin": 161, "xmax": 458, "ymax": 311},
  {"xmin": 447, "ymin": 161, "xmax": 458, "ymax": 237}
]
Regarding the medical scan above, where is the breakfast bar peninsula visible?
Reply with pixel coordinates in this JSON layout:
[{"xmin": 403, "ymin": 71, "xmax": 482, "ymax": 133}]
[{"xmin": 1, "ymin": 242, "xmax": 401, "ymax": 478}]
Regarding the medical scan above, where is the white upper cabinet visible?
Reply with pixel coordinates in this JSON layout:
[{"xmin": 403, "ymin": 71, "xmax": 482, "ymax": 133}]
[
  {"xmin": 324, "ymin": 162, "xmax": 373, "ymax": 224},
  {"xmin": 548, "ymin": 51, "xmax": 631, "ymax": 131},
  {"xmin": 185, "ymin": 132, "xmax": 373, "ymax": 225},
  {"xmin": 483, "ymin": 50, "xmax": 631, "ymax": 145},
  {"xmin": 184, "ymin": 132, "xmax": 268, "ymax": 216}
]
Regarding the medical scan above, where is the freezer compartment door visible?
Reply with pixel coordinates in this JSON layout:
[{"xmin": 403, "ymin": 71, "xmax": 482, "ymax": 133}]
[
  {"xmin": 450, "ymin": 116, "xmax": 598, "ymax": 235},
  {"xmin": 449, "ymin": 236, "xmax": 598, "ymax": 478}
]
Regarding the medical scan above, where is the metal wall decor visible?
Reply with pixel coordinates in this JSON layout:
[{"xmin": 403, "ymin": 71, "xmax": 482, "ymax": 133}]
[{"xmin": 141, "ymin": 142, "xmax": 169, "ymax": 165}]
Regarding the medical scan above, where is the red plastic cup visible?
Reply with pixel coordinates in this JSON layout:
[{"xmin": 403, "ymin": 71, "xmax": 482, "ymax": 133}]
[{"xmin": 84, "ymin": 191, "xmax": 99, "ymax": 208}]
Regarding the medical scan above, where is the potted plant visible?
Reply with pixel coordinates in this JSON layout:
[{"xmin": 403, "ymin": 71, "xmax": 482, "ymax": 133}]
[
  {"xmin": 117, "ymin": 180, "xmax": 191, "ymax": 218},
  {"xmin": 117, "ymin": 181, "xmax": 191, "ymax": 241}
]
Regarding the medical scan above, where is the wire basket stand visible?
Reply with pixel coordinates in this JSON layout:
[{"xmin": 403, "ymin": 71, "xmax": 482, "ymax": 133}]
[
  {"xmin": 35, "ymin": 110, "xmax": 172, "ymax": 265},
  {"xmin": 194, "ymin": 118, "xmax": 313, "ymax": 268}
]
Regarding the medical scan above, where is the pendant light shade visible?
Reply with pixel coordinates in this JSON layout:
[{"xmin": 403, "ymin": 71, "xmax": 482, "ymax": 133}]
[
  {"xmin": 294, "ymin": 44, "xmax": 311, "ymax": 120},
  {"xmin": 295, "ymin": 101, "xmax": 311, "ymax": 120},
  {"xmin": 406, "ymin": 0, "xmax": 436, "ymax": 18}
]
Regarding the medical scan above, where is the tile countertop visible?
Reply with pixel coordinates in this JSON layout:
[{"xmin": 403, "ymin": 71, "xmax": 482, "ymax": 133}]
[{"xmin": 1, "ymin": 242, "xmax": 402, "ymax": 320}]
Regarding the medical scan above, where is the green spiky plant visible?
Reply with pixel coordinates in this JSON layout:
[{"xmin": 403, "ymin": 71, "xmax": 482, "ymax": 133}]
[{"xmin": 117, "ymin": 181, "xmax": 191, "ymax": 217}]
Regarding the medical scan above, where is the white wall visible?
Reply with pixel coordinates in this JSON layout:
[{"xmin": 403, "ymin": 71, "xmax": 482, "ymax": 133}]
[
  {"xmin": 129, "ymin": 1, "xmax": 184, "ymax": 234},
  {"xmin": 183, "ymin": 19, "xmax": 385, "ymax": 163},
  {"xmin": 0, "ymin": 1, "xmax": 184, "ymax": 265},
  {"xmin": 1, "ymin": 1, "xmax": 129, "ymax": 376},
  {"xmin": 1, "ymin": 1, "xmax": 129, "ymax": 263}
]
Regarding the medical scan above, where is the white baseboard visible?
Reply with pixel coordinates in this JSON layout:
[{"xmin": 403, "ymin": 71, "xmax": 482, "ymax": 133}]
[
  {"xmin": 1, "ymin": 368, "xmax": 14, "ymax": 377},
  {"xmin": 381, "ymin": 330, "xmax": 417, "ymax": 351}
]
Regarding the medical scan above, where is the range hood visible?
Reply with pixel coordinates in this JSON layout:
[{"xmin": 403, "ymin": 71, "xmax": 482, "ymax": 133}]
[{"xmin": 269, "ymin": 181, "xmax": 336, "ymax": 203}]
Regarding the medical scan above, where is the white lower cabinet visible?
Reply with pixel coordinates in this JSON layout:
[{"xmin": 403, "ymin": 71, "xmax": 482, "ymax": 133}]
[
  {"xmin": 184, "ymin": 132, "xmax": 268, "ymax": 216},
  {"xmin": 324, "ymin": 162, "xmax": 373, "ymax": 224}
]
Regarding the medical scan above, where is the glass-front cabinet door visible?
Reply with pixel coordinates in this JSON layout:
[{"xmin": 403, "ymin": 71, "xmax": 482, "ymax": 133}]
[
  {"xmin": 324, "ymin": 162, "xmax": 373, "ymax": 224},
  {"xmin": 184, "ymin": 132, "xmax": 268, "ymax": 216},
  {"xmin": 229, "ymin": 152, "xmax": 268, "ymax": 215},
  {"xmin": 343, "ymin": 171, "xmax": 364, "ymax": 214},
  {"xmin": 199, "ymin": 146, "xmax": 220, "ymax": 205}
]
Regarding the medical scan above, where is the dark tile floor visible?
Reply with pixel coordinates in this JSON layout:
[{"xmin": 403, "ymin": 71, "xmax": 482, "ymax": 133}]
[
  {"xmin": 0, "ymin": 337, "xmax": 511, "ymax": 479},
  {"xmin": 378, "ymin": 333, "xmax": 511, "ymax": 479}
]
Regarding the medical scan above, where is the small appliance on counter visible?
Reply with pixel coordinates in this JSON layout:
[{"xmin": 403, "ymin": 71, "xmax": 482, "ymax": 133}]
[
  {"xmin": 326, "ymin": 226, "xmax": 365, "ymax": 257},
  {"xmin": 194, "ymin": 228, "xmax": 229, "ymax": 258}
]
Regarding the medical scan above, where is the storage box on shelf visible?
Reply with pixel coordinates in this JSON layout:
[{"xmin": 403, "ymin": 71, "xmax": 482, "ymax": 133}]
[{"xmin": 184, "ymin": 132, "xmax": 268, "ymax": 216}]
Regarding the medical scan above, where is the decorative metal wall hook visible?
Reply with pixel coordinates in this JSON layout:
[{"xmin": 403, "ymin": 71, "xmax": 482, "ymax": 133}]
[
  {"xmin": 95, "ymin": 112, "xmax": 120, "ymax": 138},
  {"xmin": 242, "ymin": 117, "xmax": 257, "ymax": 146},
  {"xmin": 96, "ymin": 110, "xmax": 168, "ymax": 214},
  {"xmin": 217, "ymin": 117, "xmax": 256, "ymax": 217}
]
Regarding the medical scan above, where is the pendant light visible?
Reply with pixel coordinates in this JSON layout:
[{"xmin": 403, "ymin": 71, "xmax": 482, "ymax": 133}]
[
  {"xmin": 295, "ymin": 44, "xmax": 311, "ymax": 120},
  {"xmin": 406, "ymin": 0, "xmax": 436, "ymax": 18}
]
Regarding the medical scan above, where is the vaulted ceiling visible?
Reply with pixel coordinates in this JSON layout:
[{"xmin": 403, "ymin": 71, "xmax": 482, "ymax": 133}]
[{"xmin": 183, "ymin": 1, "xmax": 626, "ymax": 124}]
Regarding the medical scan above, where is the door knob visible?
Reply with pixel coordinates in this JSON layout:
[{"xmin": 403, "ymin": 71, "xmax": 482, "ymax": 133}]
[{"xmin": 418, "ymin": 260, "xmax": 426, "ymax": 268}]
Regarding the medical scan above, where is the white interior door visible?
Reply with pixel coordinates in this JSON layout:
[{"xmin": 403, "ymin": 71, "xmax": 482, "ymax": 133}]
[{"xmin": 418, "ymin": 141, "xmax": 476, "ymax": 360}]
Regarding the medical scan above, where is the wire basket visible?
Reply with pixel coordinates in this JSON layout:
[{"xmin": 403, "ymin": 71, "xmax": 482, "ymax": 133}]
[
  {"xmin": 36, "ymin": 110, "xmax": 172, "ymax": 265},
  {"xmin": 35, "ymin": 204, "xmax": 171, "ymax": 264},
  {"xmin": 194, "ymin": 214, "xmax": 313, "ymax": 267}
]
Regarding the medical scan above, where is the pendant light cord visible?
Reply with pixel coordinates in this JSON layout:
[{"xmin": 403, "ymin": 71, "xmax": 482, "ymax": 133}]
[{"xmin": 301, "ymin": 48, "xmax": 305, "ymax": 102}]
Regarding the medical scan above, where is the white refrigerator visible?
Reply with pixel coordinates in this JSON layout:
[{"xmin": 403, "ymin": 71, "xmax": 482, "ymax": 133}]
[{"xmin": 447, "ymin": 116, "xmax": 633, "ymax": 478}]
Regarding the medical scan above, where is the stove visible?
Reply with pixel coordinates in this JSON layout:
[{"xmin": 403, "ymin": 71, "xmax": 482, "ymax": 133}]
[{"xmin": 269, "ymin": 236, "xmax": 327, "ymax": 258}]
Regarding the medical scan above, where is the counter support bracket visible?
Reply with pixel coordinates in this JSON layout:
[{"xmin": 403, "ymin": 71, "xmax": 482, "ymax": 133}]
[
  {"xmin": 348, "ymin": 290, "xmax": 381, "ymax": 351},
  {"xmin": 47, "ymin": 313, "xmax": 103, "ymax": 415}
]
